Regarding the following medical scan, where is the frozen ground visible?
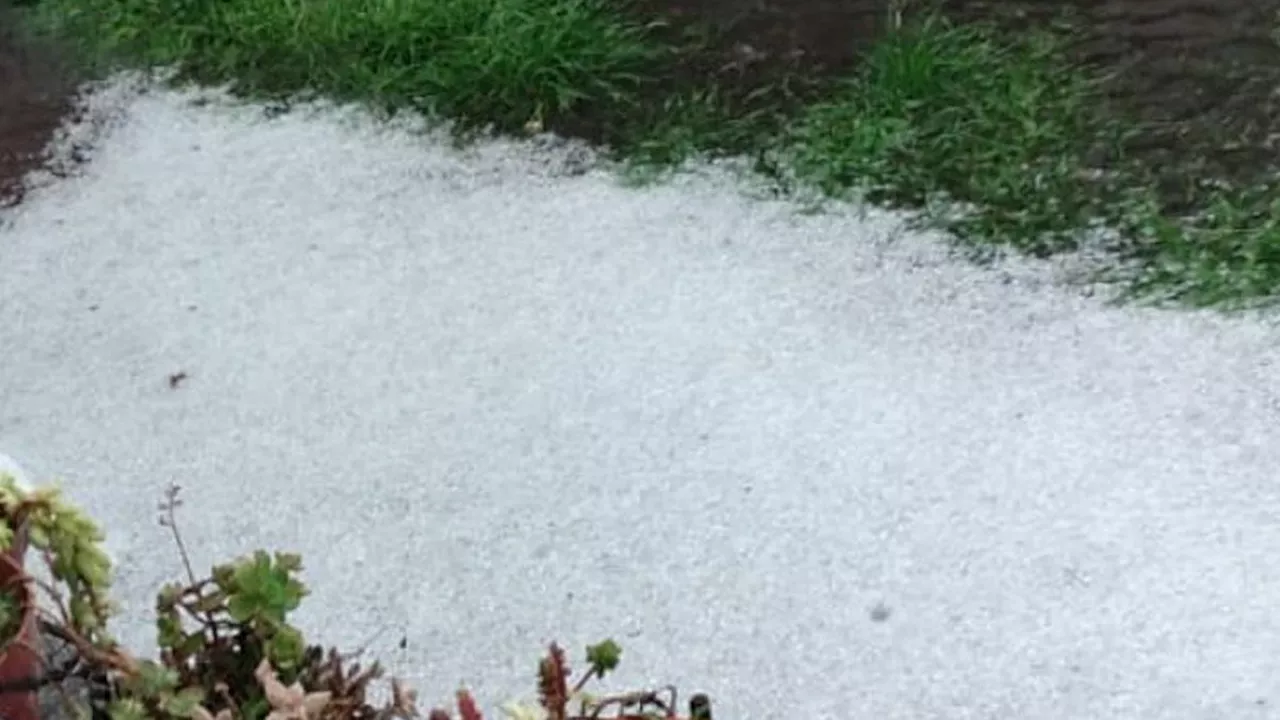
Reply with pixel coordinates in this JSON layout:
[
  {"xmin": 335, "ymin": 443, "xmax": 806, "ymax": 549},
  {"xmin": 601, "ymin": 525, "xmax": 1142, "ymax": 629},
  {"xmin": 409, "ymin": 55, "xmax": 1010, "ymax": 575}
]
[{"xmin": 2, "ymin": 74, "xmax": 1280, "ymax": 720}]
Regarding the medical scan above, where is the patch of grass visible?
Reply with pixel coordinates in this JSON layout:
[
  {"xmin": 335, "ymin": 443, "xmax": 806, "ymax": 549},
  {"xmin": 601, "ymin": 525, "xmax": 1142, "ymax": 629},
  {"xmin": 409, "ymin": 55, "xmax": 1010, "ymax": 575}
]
[
  {"xmin": 623, "ymin": 86, "xmax": 772, "ymax": 167},
  {"xmin": 612, "ymin": 79, "xmax": 815, "ymax": 191},
  {"xmin": 783, "ymin": 15, "xmax": 1131, "ymax": 257},
  {"xmin": 32, "ymin": 0, "xmax": 663, "ymax": 134},
  {"xmin": 1112, "ymin": 182, "xmax": 1280, "ymax": 309}
]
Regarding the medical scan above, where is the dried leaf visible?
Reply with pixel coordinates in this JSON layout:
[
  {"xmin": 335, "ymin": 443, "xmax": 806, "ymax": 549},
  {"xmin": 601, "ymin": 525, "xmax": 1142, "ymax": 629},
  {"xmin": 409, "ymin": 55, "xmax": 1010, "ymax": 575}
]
[
  {"xmin": 302, "ymin": 692, "xmax": 333, "ymax": 718},
  {"xmin": 257, "ymin": 661, "xmax": 304, "ymax": 711},
  {"xmin": 537, "ymin": 644, "xmax": 569, "ymax": 720},
  {"xmin": 256, "ymin": 659, "xmax": 332, "ymax": 720},
  {"xmin": 456, "ymin": 690, "xmax": 483, "ymax": 720},
  {"xmin": 390, "ymin": 677, "xmax": 419, "ymax": 719}
]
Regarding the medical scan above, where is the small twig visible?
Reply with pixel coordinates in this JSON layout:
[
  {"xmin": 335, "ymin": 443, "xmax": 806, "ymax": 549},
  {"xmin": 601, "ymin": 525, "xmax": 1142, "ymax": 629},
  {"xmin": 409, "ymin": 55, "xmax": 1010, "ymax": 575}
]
[
  {"xmin": 570, "ymin": 667, "xmax": 598, "ymax": 695},
  {"xmin": 158, "ymin": 484, "xmax": 198, "ymax": 587},
  {"xmin": 581, "ymin": 687, "xmax": 677, "ymax": 720},
  {"xmin": 36, "ymin": 615, "xmax": 141, "ymax": 678},
  {"xmin": 159, "ymin": 484, "xmax": 221, "ymax": 644},
  {"xmin": 173, "ymin": 597, "xmax": 233, "ymax": 628},
  {"xmin": 337, "ymin": 624, "xmax": 391, "ymax": 663}
]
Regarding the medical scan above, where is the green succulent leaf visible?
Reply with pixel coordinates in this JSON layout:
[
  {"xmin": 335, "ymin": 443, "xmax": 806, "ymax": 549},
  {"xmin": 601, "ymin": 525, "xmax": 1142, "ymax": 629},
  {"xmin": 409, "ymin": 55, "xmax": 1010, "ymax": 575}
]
[
  {"xmin": 156, "ymin": 614, "xmax": 184, "ymax": 649},
  {"xmin": 70, "ymin": 594, "xmax": 99, "ymax": 631},
  {"xmin": 177, "ymin": 631, "xmax": 207, "ymax": 658},
  {"xmin": 225, "ymin": 552, "xmax": 306, "ymax": 625},
  {"xmin": 135, "ymin": 661, "xmax": 181, "ymax": 695},
  {"xmin": 211, "ymin": 563, "xmax": 236, "ymax": 589},
  {"xmin": 585, "ymin": 640, "xmax": 622, "ymax": 676},
  {"xmin": 161, "ymin": 686, "xmax": 208, "ymax": 718},
  {"xmin": 156, "ymin": 583, "xmax": 182, "ymax": 609},
  {"xmin": 241, "ymin": 695, "xmax": 271, "ymax": 720},
  {"xmin": 107, "ymin": 698, "xmax": 149, "ymax": 720},
  {"xmin": 192, "ymin": 589, "xmax": 228, "ymax": 614},
  {"xmin": 267, "ymin": 624, "xmax": 307, "ymax": 672},
  {"xmin": 274, "ymin": 552, "xmax": 303, "ymax": 574},
  {"xmin": 27, "ymin": 523, "xmax": 47, "ymax": 549}
]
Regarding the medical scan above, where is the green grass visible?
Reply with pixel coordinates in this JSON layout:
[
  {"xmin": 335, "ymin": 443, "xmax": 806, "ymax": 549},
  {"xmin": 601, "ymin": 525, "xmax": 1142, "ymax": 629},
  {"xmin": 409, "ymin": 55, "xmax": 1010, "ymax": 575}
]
[
  {"xmin": 783, "ymin": 17, "xmax": 1128, "ymax": 257},
  {"xmin": 31, "ymin": 0, "xmax": 662, "ymax": 134},
  {"xmin": 19, "ymin": 0, "xmax": 1280, "ymax": 309},
  {"xmin": 1112, "ymin": 182, "xmax": 1280, "ymax": 309}
]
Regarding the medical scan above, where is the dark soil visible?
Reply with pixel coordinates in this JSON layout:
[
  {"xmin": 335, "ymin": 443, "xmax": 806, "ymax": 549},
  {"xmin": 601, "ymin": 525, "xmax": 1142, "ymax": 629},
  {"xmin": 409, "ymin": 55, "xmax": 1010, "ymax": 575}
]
[
  {"xmin": 0, "ymin": 2, "xmax": 85, "ymax": 210},
  {"xmin": 612, "ymin": 0, "xmax": 1280, "ymax": 213},
  {"xmin": 940, "ymin": 0, "xmax": 1280, "ymax": 211}
]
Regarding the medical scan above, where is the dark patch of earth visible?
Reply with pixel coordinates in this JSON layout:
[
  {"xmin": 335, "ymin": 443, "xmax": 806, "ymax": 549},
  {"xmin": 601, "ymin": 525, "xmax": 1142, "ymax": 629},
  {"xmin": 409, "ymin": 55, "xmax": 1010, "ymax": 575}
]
[{"xmin": 0, "ymin": 0, "xmax": 85, "ymax": 211}]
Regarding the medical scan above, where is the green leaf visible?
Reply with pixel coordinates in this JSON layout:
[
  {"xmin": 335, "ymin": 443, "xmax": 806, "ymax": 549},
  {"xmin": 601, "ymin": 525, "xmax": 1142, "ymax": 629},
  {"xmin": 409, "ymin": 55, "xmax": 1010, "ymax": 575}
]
[
  {"xmin": 585, "ymin": 640, "xmax": 621, "ymax": 676},
  {"xmin": 135, "ymin": 660, "xmax": 181, "ymax": 695},
  {"xmin": 267, "ymin": 625, "xmax": 306, "ymax": 672},
  {"xmin": 225, "ymin": 593, "xmax": 254, "ymax": 624},
  {"xmin": 211, "ymin": 563, "xmax": 236, "ymax": 589},
  {"xmin": 192, "ymin": 589, "xmax": 228, "ymax": 614},
  {"xmin": 156, "ymin": 614, "xmax": 184, "ymax": 649},
  {"xmin": 225, "ymin": 552, "xmax": 306, "ymax": 625},
  {"xmin": 74, "ymin": 547, "xmax": 112, "ymax": 587},
  {"xmin": 107, "ymin": 698, "xmax": 149, "ymax": 720},
  {"xmin": 274, "ymin": 552, "xmax": 303, "ymax": 574},
  {"xmin": 161, "ymin": 687, "xmax": 208, "ymax": 718},
  {"xmin": 177, "ymin": 632, "xmax": 206, "ymax": 658},
  {"xmin": 156, "ymin": 583, "xmax": 182, "ymax": 609},
  {"xmin": 28, "ymin": 523, "xmax": 48, "ymax": 549},
  {"xmin": 241, "ymin": 695, "xmax": 271, "ymax": 720},
  {"xmin": 70, "ymin": 594, "xmax": 99, "ymax": 631}
]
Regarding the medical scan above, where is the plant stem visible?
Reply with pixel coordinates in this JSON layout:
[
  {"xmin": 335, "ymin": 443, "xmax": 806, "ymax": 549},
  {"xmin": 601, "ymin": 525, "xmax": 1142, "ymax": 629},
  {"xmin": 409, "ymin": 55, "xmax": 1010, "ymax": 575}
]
[
  {"xmin": 161, "ymin": 485, "xmax": 199, "ymax": 587},
  {"xmin": 161, "ymin": 483, "xmax": 221, "ymax": 644}
]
